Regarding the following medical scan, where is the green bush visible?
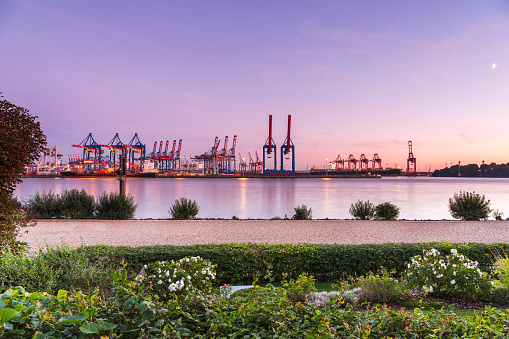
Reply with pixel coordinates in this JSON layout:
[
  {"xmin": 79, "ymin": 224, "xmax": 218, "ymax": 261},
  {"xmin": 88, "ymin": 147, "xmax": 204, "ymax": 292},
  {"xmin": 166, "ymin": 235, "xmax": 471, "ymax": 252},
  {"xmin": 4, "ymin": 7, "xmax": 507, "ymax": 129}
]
[
  {"xmin": 287, "ymin": 272, "xmax": 316, "ymax": 303},
  {"xmin": 448, "ymin": 191, "xmax": 491, "ymax": 221},
  {"xmin": 374, "ymin": 202, "xmax": 400, "ymax": 220},
  {"xmin": 493, "ymin": 208, "xmax": 504, "ymax": 220},
  {"xmin": 37, "ymin": 242, "xmax": 121, "ymax": 294},
  {"xmin": 60, "ymin": 189, "xmax": 95, "ymax": 219},
  {"xmin": 292, "ymin": 204, "xmax": 312, "ymax": 220},
  {"xmin": 405, "ymin": 248, "xmax": 494, "ymax": 298},
  {"xmin": 75, "ymin": 242, "xmax": 507, "ymax": 286},
  {"xmin": 230, "ymin": 286, "xmax": 284, "ymax": 303},
  {"xmin": 169, "ymin": 197, "xmax": 199, "ymax": 220},
  {"xmin": 493, "ymin": 255, "xmax": 509, "ymax": 289},
  {"xmin": 95, "ymin": 192, "xmax": 137, "ymax": 220},
  {"xmin": 140, "ymin": 256, "xmax": 215, "ymax": 300},
  {"xmin": 354, "ymin": 269, "xmax": 406, "ymax": 304},
  {"xmin": 349, "ymin": 200, "xmax": 375, "ymax": 220},
  {"xmin": 0, "ymin": 250, "xmax": 60, "ymax": 293},
  {"xmin": 25, "ymin": 191, "xmax": 63, "ymax": 219}
]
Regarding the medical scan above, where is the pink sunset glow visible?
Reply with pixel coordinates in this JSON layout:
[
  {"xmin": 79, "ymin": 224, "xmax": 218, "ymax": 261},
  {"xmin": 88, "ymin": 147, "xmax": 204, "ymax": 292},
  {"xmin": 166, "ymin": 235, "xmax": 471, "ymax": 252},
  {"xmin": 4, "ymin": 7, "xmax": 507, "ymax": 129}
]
[{"xmin": 1, "ymin": 1, "xmax": 508, "ymax": 171}]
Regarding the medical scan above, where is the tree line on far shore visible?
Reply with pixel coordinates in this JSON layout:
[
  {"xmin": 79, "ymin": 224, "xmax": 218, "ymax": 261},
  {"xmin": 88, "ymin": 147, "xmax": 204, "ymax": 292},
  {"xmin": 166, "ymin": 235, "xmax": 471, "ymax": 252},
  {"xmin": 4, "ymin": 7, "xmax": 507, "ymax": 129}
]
[{"xmin": 432, "ymin": 163, "xmax": 509, "ymax": 177}]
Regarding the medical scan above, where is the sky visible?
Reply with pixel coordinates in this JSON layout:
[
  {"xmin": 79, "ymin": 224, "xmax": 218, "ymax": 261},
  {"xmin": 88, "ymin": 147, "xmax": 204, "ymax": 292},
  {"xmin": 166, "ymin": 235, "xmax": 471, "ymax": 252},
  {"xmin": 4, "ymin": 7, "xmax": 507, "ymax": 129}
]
[{"xmin": 1, "ymin": 1, "xmax": 508, "ymax": 171}]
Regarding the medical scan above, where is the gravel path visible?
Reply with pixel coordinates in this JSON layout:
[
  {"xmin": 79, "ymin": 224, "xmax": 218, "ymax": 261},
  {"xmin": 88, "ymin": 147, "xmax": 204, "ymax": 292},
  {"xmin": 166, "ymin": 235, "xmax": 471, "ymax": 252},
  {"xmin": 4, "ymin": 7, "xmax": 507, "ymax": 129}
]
[{"xmin": 19, "ymin": 219, "xmax": 509, "ymax": 251}]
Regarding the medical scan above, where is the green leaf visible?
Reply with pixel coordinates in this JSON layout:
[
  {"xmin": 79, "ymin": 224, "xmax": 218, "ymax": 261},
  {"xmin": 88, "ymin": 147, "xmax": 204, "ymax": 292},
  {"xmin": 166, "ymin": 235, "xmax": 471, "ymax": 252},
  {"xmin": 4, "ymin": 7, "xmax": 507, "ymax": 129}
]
[
  {"xmin": 28, "ymin": 292, "xmax": 40, "ymax": 300},
  {"xmin": 80, "ymin": 322, "xmax": 99, "ymax": 334},
  {"xmin": 123, "ymin": 295, "xmax": 138, "ymax": 308},
  {"xmin": 14, "ymin": 303, "xmax": 25, "ymax": 312},
  {"xmin": 56, "ymin": 290, "xmax": 69, "ymax": 299},
  {"xmin": 98, "ymin": 321, "xmax": 117, "ymax": 331},
  {"xmin": 60, "ymin": 313, "xmax": 87, "ymax": 324},
  {"xmin": 0, "ymin": 308, "xmax": 19, "ymax": 324}
]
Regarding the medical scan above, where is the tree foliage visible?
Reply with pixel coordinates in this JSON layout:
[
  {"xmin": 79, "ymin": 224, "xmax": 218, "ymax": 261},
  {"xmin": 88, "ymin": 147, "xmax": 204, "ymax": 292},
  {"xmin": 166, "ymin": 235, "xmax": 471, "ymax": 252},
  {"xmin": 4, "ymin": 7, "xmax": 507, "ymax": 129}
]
[{"xmin": 0, "ymin": 94, "xmax": 46, "ymax": 251}]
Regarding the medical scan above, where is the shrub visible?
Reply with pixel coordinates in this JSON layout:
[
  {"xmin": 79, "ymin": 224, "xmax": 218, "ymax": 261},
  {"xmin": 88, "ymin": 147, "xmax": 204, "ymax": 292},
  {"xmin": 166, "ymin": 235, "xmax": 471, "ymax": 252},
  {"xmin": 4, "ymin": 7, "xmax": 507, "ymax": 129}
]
[
  {"xmin": 405, "ymin": 248, "xmax": 494, "ymax": 298},
  {"xmin": 354, "ymin": 269, "xmax": 406, "ymax": 304},
  {"xmin": 493, "ymin": 208, "xmax": 504, "ymax": 221},
  {"xmin": 286, "ymin": 272, "xmax": 316, "ymax": 303},
  {"xmin": 169, "ymin": 197, "xmax": 199, "ymax": 220},
  {"xmin": 230, "ymin": 286, "xmax": 284, "ymax": 303},
  {"xmin": 37, "ymin": 242, "xmax": 121, "ymax": 294},
  {"xmin": 349, "ymin": 200, "xmax": 375, "ymax": 220},
  {"xmin": 95, "ymin": 192, "xmax": 137, "ymax": 220},
  {"xmin": 292, "ymin": 204, "xmax": 312, "ymax": 220},
  {"xmin": 25, "ymin": 191, "xmax": 63, "ymax": 219},
  {"xmin": 60, "ymin": 189, "xmax": 95, "ymax": 219},
  {"xmin": 448, "ymin": 191, "xmax": 491, "ymax": 221},
  {"xmin": 493, "ymin": 255, "xmax": 509, "ymax": 289},
  {"xmin": 374, "ymin": 202, "xmax": 400, "ymax": 220},
  {"xmin": 0, "ymin": 250, "xmax": 60, "ymax": 293},
  {"xmin": 139, "ymin": 256, "xmax": 215, "ymax": 300}
]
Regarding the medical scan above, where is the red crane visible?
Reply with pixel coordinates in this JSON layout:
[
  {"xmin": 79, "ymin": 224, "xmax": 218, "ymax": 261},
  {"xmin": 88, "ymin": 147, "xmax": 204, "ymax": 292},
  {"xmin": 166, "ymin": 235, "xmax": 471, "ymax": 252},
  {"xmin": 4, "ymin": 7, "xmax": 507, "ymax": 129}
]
[
  {"xmin": 334, "ymin": 154, "xmax": 345, "ymax": 169},
  {"xmin": 407, "ymin": 141, "xmax": 417, "ymax": 174},
  {"xmin": 372, "ymin": 154, "xmax": 382, "ymax": 170},
  {"xmin": 359, "ymin": 154, "xmax": 369, "ymax": 169},
  {"xmin": 347, "ymin": 154, "xmax": 357, "ymax": 170}
]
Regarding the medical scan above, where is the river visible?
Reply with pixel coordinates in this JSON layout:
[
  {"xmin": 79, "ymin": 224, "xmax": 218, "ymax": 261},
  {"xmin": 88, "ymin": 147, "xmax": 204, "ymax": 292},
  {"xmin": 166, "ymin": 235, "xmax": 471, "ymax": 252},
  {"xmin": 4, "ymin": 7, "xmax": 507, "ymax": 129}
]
[{"xmin": 13, "ymin": 177, "xmax": 509, "ymax": 220}]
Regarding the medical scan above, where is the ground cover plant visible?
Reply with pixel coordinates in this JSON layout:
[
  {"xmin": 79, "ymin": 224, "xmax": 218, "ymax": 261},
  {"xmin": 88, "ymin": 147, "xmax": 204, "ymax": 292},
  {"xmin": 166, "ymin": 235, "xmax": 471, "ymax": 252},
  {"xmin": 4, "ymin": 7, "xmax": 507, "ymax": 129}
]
[
  {"xmin": 448, "ymin": 190, "xmax": 492, "ymax": 220},
  {"xmin": 169, "ymin": 197, "xmax": 199, "ymax": 219}
]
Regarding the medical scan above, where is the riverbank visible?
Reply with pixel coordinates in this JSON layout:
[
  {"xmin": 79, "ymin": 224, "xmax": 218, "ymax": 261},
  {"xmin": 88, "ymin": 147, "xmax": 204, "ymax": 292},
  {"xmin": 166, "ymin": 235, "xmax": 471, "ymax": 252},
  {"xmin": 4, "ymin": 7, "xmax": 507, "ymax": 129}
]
[{"xmin": 19, "ymin": 219, "xmax": 509, "ymax": 251}]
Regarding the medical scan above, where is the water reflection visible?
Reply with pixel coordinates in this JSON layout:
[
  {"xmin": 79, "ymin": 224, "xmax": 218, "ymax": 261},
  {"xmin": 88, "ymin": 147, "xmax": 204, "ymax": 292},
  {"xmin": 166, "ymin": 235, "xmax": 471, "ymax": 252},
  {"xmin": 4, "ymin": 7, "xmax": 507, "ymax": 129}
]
[{"xmin": 13, "ymin": 177, "xmax": 509, "ymax": 220}]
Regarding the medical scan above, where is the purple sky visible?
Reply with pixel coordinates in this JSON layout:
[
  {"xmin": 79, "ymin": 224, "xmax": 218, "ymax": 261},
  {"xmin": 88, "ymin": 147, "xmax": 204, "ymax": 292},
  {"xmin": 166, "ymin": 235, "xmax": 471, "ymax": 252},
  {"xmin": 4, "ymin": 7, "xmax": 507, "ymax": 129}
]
[{"xmin": 1, "ymin": 1, "xmax": 508, "ymax": 171}]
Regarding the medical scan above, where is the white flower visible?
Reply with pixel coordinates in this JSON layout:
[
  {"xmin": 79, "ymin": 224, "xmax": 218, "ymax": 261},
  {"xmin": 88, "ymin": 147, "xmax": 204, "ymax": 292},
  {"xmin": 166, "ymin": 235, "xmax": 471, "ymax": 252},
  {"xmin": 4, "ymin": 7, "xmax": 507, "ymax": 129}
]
[
  {"xmin": 451, "ymin": 279, "xmax": 456, "ymax": 285},
  {"xmin": 453, "ymin": 271, "xmax": 456, "ymax": 276},
  {"xmin": 158, "ymin": 280, "xmax": 163, "ymax": 285},
  {"xmin": 436, "ymin": 274, "xmax": 443, "ymax": 278},
  {"xmin": 451, "ymin": 249, "xmax": 458, "ymax": 255}
]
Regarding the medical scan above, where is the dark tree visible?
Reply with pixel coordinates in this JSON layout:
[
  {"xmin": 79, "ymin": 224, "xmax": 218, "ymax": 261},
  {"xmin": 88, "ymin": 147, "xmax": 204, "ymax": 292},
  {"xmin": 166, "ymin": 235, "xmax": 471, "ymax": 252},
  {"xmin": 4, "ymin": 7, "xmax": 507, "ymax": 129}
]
[{"xmin": 0, "ymin": 93, "xmax": 46, "ymax": 251}]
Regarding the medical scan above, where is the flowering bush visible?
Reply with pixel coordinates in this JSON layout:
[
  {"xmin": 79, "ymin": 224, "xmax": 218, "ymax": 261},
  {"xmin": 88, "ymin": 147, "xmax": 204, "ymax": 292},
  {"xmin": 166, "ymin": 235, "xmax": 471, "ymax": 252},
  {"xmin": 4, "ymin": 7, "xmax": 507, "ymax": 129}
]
[
  {"xmin": 137, "ymin": 256, "xmax": 216, "ymax": 300},
  {"xmin": 405, "ymin": 248, "xmax": 493, "ymax": 298}
]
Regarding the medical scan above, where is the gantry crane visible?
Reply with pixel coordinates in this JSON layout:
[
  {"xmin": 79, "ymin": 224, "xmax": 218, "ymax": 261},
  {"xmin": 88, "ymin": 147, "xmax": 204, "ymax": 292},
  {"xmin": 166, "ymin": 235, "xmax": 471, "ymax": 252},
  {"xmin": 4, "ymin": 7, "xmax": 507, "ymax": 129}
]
[{"xmin": 280, "ymin": 115, "xmax": 295, "ymax": 174}]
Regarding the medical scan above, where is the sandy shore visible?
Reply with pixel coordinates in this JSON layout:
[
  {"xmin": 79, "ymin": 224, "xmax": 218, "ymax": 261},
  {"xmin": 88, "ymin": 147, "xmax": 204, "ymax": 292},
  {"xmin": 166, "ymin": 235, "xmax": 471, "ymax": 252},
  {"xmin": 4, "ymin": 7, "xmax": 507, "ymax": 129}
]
[{"xmin": 18, "ymin": 219, "xmax": 509, "ymax": 250}]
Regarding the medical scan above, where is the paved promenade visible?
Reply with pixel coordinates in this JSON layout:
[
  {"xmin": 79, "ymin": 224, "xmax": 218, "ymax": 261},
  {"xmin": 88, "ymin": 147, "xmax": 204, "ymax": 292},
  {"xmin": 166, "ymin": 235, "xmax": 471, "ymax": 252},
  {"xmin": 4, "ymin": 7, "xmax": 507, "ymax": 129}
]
[{"xmin": 19, "ymin": 219, "xmax": 509, "ymax": 251}]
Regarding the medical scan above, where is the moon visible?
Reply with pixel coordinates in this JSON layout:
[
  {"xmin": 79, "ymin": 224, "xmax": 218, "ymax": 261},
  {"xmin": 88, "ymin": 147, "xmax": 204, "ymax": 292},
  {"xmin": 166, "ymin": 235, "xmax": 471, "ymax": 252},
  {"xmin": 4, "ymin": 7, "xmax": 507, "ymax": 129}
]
[{"xmin": 492, "ymin": 63, "xmax": 497, "ymax": 69}]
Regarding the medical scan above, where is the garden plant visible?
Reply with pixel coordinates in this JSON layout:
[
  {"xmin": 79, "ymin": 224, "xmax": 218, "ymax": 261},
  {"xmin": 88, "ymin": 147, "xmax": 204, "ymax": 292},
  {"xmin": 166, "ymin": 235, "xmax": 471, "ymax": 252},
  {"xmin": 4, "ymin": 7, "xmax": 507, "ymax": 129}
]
[
  {"xmin": 95, "ymin": 191, "xmax": 137, "ymax": 220},
  {"xmin": 292, "ymin": 204, "xmax": 312, "ymax": 220},
  {"xmin": 0, "ymin": 255, "xmax": 509, "ymax": 337},
  {"xmin": 138, "ymin": 256, "xmax": 216, "ymax": 301},
  {"xmin": 405, "ymin": 248, "xmax": 493, "ymax": 298},
  {"xmin": 448, "ymin": 191, "xmax": 491, "ymax": 220},
  {"xmin": 169, "ymin": 197, "xmax": 199, "ymax": 219},
  {"xmin": 349, "ymin": 199, "xmax": 375, "ymax": 220},
  {"xmin": 59, "ymin": 189, "xmax": 96, "ymax": 219},
  {"xmin": 374, "ymin": 202, "xmax": 400, "ymax": 220}
]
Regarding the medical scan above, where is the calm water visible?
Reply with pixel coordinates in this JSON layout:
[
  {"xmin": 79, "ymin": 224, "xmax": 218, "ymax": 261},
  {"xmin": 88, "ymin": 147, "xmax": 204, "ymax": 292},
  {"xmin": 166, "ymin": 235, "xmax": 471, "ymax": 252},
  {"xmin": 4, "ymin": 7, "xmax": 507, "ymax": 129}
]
[{"xmin": 14, "ymin": 177, "xmax": 509, "ymax": 220}]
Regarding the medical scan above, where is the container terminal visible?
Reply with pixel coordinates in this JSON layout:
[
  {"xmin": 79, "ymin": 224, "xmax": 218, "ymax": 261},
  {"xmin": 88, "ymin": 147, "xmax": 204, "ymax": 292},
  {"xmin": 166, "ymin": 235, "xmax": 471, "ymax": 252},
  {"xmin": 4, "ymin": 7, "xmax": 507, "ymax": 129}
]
[{"xmin": 24, "ymin": 116, "xmax": 430, "ymax": 178}]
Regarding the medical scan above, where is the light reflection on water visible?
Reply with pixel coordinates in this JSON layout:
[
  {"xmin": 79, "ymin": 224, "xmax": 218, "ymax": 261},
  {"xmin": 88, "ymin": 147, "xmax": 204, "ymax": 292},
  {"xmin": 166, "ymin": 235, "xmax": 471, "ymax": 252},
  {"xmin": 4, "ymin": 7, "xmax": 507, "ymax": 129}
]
[{"xmin": 14, "ymin": 177, "xmax": 509, "ymax": 220}]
